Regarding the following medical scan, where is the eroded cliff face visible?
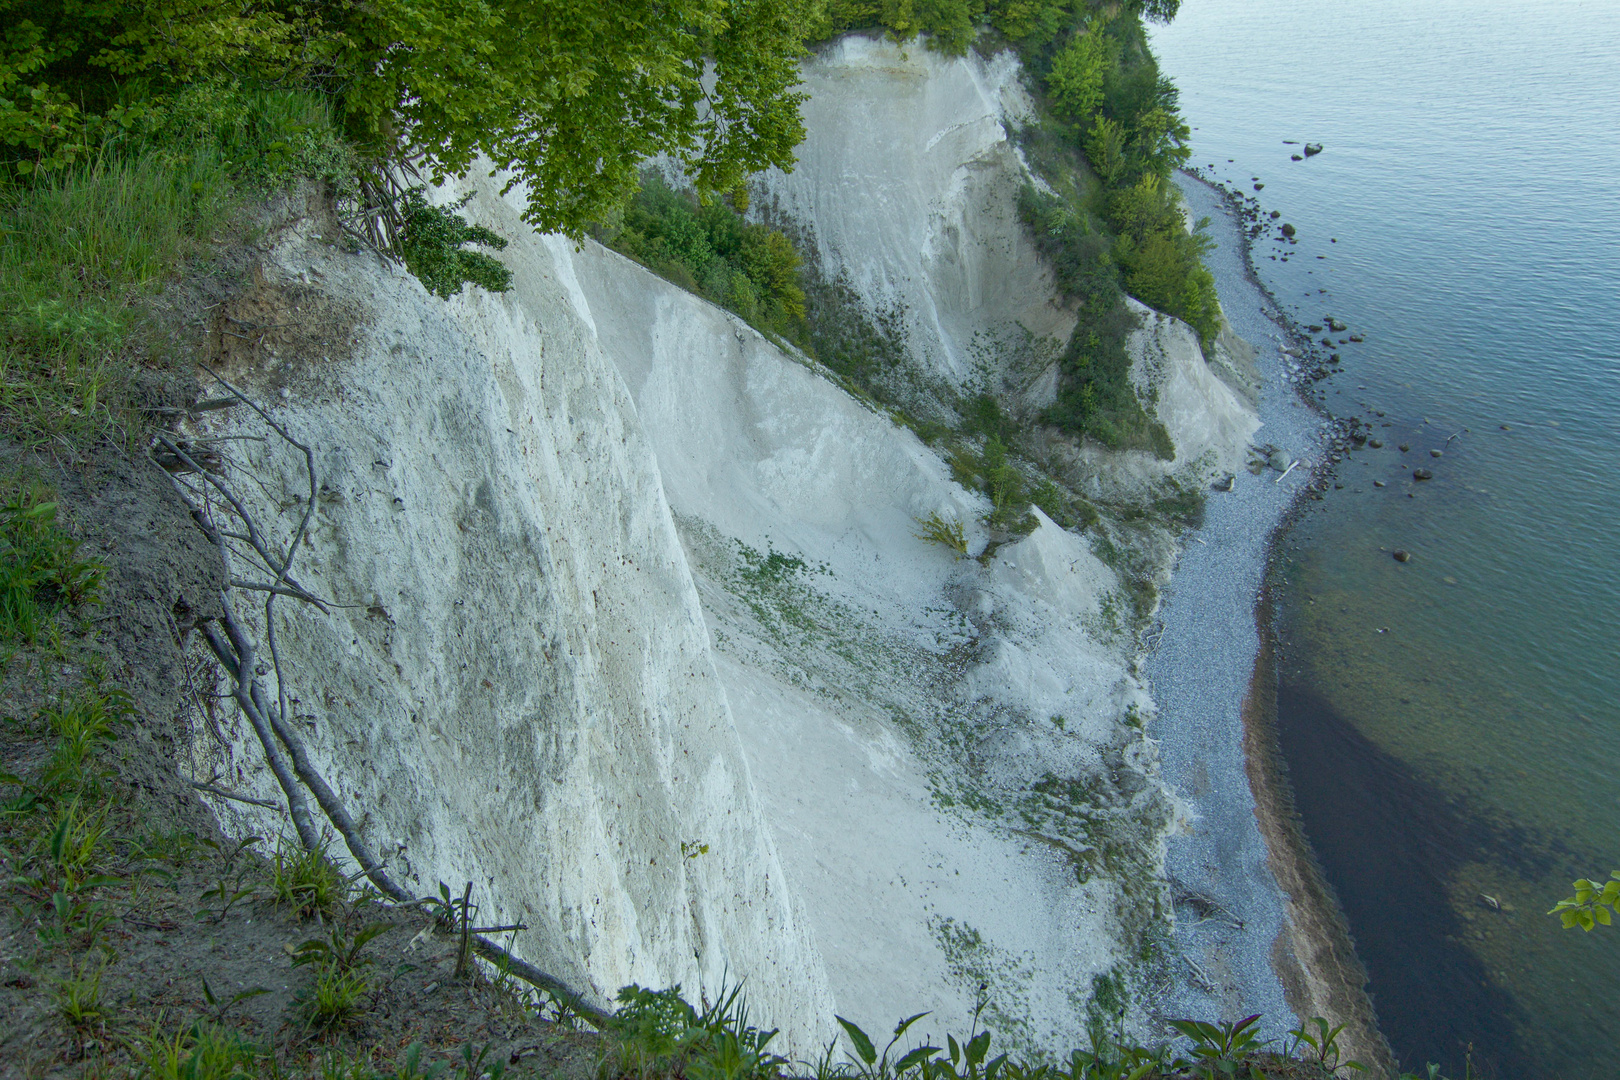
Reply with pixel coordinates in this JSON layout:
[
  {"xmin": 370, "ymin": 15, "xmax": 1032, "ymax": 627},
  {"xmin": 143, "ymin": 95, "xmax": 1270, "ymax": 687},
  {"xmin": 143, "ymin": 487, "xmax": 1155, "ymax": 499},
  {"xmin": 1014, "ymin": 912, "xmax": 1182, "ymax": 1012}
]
[
  {"xmin": 186, "ymin": 203, "xmax": 834, "ymax": 1053},
  {"xmin": 756, "ymin": 37, "xmax": 1257, "ymax": 492},
  {"xmin": 182, "ymin": 36, "xmax": 1261, "ymax": 1060}
]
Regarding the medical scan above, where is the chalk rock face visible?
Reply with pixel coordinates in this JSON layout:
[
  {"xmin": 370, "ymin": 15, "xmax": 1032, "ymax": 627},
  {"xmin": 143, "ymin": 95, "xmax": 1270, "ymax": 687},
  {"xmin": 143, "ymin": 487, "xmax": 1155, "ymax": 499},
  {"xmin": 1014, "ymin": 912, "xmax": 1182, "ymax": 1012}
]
[
  {"xmin": 189, "ymin": 191, "xmax": 833, "ymax": 1053},
  {"xmin": 187, "ymin": 33, "xmax": 1259, "ymax": 1061},
  {"xmin": 569, "ymin": 243, "xmax": 1168, "ymax": 1053},
  {"xmin": 760, "ymin": 36, "xmax": 1258, "ymax": 484},
  {"xmin": 757, "ymin": 36, "xmax": 1072, "ymax": 394}
]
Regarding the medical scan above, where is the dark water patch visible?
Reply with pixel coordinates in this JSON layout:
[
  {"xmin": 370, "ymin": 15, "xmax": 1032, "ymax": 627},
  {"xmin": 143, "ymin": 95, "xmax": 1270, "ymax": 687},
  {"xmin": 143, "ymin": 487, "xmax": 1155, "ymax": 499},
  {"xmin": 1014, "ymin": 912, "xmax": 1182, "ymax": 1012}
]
[{"xmin": 1274, "ymin": 679, "xmax": 1541, "ymax": 1078}]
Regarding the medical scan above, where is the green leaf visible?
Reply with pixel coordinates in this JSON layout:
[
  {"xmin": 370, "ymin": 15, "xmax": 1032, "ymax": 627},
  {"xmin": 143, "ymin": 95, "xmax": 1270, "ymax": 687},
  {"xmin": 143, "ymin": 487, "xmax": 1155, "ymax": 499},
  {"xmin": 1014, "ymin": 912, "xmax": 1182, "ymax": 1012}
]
[
  {"xmin": 837, "ymin": 1016, "xmax": 877, "ymax": 1065},
  {"xmin": 895, "ymin": 1046, "xmax": 941, "ymax": 1074},
  {"xmin": 966, "ymin": 1031, "xmax": 991, "ymax": 1068},
  {"xmin": 353, "ymin": 922, "xmax": 392, "ymax": 952}
]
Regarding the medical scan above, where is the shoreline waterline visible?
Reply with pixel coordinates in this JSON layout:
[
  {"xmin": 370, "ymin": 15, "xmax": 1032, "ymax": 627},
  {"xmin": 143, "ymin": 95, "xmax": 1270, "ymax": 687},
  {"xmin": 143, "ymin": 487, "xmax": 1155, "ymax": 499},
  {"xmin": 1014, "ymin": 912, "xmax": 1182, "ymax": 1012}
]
[{"xmin": 1149, "ymin": 170, "xmax": 1391, "ymax": 1072}]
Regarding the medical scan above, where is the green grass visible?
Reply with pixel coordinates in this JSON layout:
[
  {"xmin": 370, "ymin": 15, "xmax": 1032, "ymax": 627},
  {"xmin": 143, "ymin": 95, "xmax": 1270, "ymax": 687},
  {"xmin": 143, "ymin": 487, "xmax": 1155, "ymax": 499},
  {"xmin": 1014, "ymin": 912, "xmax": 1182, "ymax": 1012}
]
[
  {"xmin": 0, "ymin": 491, "xmax": 104, "ymax": 643},
  {"xmin": 0, "ymin": 86, "xmax": 351, "ymax": 449},
  {"xmin": 269, "ymin": 834, "xmax": 351, "ymax": 919},
  {"xmin": 0, "ymin": 145, "xmax": 232, "ymax": 446}
]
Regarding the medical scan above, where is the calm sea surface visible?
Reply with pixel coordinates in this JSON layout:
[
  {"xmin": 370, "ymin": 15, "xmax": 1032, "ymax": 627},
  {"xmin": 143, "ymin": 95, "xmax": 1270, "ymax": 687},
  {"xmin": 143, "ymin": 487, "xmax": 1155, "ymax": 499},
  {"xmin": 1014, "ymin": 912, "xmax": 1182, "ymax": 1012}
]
[{"xmin": 1150, "ymin": 2, "xmax": 1620, "ymax": 1077}]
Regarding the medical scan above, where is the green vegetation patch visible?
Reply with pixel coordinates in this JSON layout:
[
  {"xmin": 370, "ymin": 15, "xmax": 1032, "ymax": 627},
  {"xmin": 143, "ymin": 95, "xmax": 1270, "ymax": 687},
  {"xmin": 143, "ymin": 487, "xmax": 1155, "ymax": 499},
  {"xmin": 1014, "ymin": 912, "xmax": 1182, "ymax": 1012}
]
[
  {"xmin": 0, "ymin": 84, "xmax": 358, "ymax": 448},
  {"xmin": 0, "ymin": 491, "xmax": 103, "ymax": 645},
  {"xmin": 400, "ymin": 191, "xmax": 514, "ymax": 300},
  {"xmin": 594, "ymin": 172, "xmax": 808, "ymax": 340}
]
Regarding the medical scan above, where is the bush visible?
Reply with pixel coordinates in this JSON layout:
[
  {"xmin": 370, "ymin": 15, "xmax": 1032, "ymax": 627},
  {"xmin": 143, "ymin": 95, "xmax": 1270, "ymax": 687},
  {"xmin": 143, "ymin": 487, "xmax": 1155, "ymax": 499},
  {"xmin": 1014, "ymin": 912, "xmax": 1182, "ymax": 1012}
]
[
  {"xmin": 596, "ymin": 173, "xmax": 806, "ymax": 337},
  {"xmin": 398, "ymin": 191, "xmax": 513, "ymax": 300},
  {"xmin": 1018, "ymin": 185, "xmax": 1170, "ymax": 452}
]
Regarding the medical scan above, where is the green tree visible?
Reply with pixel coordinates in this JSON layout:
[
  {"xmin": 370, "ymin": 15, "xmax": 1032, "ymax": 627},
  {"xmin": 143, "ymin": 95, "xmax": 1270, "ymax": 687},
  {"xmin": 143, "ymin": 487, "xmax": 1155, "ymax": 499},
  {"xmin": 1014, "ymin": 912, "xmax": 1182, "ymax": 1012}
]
[
  {"xmin": 2, "ymin": 0, "xmax": 813, "ymax": 237},
  {"xmin": 334, "ymin": 0, "xmax": 814, "ymax": 237},
  {"xmin": 1046, "ymin": 23, "xmax": 1109, "ymax": 123}
]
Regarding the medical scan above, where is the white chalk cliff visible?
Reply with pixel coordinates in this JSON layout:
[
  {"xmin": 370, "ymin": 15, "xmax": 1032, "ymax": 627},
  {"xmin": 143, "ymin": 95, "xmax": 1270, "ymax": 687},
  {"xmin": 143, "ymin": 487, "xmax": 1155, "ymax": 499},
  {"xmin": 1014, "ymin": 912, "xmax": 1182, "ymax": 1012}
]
[{"xmin": 187, "ymin": 35, "xmax": 1258, "ymax": 1059}]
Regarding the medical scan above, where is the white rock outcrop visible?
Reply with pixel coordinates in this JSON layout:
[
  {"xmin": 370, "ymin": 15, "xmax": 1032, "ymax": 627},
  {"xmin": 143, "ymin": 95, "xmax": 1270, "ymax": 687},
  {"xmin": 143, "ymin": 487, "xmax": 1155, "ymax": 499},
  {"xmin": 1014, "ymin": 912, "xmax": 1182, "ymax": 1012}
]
[
  {"xmin": 758, "ymin": 36, "xmax": 1069, "ymax": 394},
  {"xmin": 568, "ymin": 235, "xmax": 1160, "ymax": 1051},
  {"xmin": 758, "ymin": 36, "xmax": 1257, "ymax": 488},
  {"xmin": 189, "ymin": 199, "xmax": 833, "ymax": 1053},
  {"xmin": 186, "ymin": 33, "xmax": 1262, "ymax": 1062}
]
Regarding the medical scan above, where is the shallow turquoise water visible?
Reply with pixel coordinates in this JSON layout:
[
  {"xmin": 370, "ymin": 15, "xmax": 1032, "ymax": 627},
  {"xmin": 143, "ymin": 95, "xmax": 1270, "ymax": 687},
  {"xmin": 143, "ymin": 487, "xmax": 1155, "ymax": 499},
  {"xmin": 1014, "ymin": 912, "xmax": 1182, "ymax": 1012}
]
[{"xmin": 1151, "ymin": 2, "xmax": 1620, "ymax": 1077}]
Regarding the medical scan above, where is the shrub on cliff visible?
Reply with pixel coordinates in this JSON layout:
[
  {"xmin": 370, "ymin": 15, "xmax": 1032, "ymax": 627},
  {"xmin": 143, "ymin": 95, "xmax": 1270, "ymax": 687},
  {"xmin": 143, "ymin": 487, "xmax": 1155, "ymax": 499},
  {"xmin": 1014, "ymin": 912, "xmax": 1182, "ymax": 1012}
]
[
  {"xmin": 595, "ymin": 172, "xmax": 807, "ymax": 337},
  {"xmin": 398, "ymin": 191, "xmax": 513, "ymax": 300}
]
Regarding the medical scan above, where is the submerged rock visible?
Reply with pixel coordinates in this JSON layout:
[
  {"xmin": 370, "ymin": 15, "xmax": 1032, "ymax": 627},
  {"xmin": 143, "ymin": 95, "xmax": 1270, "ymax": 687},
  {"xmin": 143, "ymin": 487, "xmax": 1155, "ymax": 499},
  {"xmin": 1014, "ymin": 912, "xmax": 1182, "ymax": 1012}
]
[
  {"xmin": 1393, "ymin": 549, "xmax": 1411, "ymax": 562},
  {"xmin": 1413, "ymin": 468, "xmax": 1434, "ymax": 480}
]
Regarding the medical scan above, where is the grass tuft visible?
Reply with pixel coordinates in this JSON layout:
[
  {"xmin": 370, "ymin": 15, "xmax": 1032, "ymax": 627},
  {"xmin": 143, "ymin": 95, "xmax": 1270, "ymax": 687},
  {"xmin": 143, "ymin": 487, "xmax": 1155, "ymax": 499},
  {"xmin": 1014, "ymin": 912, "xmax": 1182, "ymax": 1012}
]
[
  {"xmin": 914, "ymin": 513, "xmax": 968, "ymax": 556},
  {"xmin": 0, "ymin": 491, "xmax": 105, "ymax": 644},
  {"xmin": 47, "ymin": 955, "xmax": 106, "ymax": 1030},
  {"xmin": 269, "ymin": 834, "xmax": 350, "ymax": 919}
]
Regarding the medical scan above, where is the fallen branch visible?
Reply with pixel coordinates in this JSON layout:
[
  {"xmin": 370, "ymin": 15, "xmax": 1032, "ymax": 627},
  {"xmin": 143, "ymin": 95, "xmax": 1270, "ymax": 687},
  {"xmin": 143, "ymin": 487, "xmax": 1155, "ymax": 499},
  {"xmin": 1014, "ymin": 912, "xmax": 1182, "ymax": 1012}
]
[{"xmin": 189, "ymin": 780, "xmax": 283, "ymax": 811}]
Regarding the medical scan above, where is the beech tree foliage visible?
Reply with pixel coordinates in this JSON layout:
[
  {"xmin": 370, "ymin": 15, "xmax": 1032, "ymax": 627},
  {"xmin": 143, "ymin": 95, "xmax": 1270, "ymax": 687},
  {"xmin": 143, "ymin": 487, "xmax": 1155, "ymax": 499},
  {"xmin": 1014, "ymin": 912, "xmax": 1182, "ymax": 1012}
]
[
  {"xmin": 341, "ymin": 0, "xmax": 809, "ymax": 235},
  {"xmin": 0, "ymin": 0, "xmax": 809, "ymax": 235}
]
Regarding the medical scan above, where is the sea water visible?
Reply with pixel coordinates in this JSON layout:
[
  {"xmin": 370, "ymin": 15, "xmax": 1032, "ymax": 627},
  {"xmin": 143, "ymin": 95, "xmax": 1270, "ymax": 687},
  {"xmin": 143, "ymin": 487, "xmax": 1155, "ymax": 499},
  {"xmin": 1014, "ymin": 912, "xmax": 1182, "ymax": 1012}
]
[{"xmin": 1150, "ymin": 2, "xmax": 1620, "ymax": 1077}]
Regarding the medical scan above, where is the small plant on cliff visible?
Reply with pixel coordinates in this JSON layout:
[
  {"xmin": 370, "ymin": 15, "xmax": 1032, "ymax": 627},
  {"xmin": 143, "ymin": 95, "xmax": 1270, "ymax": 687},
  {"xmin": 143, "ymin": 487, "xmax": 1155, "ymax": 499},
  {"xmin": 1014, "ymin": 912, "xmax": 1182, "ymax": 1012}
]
[
  {"xmin": 292, "ymin": 921, "xmax": 391, "ymax": 1030},
  {"xmin": 606, "ymin": 984, "xmax": 783, "ymax": 1080},
  {"xmin": 0, "ymin": 494, "xmax": 104, "ymax": 644},
  {"xmin": 398, "ymin": 191, "xmax": 514, "ymax": 300},
  {"xmin": 915, "ymin": 513, "xmax": 969, "ymax": 556},
  {"xmin": 269, "ymin": 835, "xmax": 349, "ymax": 919}
]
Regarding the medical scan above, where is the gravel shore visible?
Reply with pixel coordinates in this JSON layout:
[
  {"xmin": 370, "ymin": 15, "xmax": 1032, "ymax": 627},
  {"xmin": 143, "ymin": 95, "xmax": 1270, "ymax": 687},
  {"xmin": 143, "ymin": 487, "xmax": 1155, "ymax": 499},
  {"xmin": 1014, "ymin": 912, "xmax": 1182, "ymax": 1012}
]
[{"xmin": 1146, "ymin": 173, "xmax": 1320, "ymax": 1031}]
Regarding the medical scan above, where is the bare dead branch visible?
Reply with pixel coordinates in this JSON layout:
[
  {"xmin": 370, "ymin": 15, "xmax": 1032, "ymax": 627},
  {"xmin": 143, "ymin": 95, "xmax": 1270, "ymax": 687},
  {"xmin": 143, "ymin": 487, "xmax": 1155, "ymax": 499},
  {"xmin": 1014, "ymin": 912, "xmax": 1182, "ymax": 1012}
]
[
  {"xmin": 201, "ymin": 616, "xmax": 321, "ymax": 850},
  {"xmin": 189, "ymin": 780, "xmax": 283, "ymax": 811},
  {"xmin": 154, "ymin": 380, "xmax": 607, "ymax": 1025},
  {"xmin": 230, "ymin": 578, "xmax": 332, "ymax": 612}
]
